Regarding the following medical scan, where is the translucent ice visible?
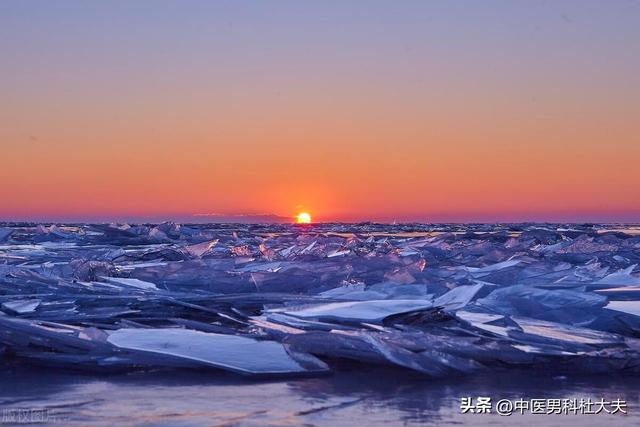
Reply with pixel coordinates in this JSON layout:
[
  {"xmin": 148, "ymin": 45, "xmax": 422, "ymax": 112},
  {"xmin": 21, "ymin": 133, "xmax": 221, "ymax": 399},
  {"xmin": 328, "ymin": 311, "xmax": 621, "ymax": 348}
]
[
  {"xmin": 0, "ymin": 222, "xmax": 639, "ymax": 377},
  {"xmin": 107, "ymin": 328, "xmax": 329, "ymax": 376},
  {"xmin": 277, "ymin": 299, "xmax": 435, "ymax": 324}
]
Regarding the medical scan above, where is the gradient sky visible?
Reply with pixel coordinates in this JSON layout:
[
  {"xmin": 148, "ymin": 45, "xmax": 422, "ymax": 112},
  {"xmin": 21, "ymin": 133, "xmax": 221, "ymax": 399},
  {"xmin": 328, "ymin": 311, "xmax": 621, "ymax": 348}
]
[{"xmin": 1, "ymin": 1, "xmax": 639, "ymax": 223}]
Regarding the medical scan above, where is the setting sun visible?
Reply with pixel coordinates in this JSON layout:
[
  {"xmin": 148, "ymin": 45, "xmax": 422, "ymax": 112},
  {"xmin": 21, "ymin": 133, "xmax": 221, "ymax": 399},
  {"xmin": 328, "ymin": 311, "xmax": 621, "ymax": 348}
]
[{"xmin": 296, "ymin": 212, "xmax": 312, "ymax": 224}]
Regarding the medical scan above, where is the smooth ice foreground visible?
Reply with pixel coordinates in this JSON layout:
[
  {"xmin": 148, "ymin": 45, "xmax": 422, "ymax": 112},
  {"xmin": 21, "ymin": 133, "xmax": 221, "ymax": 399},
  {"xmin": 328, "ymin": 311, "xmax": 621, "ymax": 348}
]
[
  {"xmin": 2, "ymin": 366, "xmax": 639, "ymax": 426},
  {"xmin": 1, "ymin": 222, "xmax": 640, "ymax": 378}
]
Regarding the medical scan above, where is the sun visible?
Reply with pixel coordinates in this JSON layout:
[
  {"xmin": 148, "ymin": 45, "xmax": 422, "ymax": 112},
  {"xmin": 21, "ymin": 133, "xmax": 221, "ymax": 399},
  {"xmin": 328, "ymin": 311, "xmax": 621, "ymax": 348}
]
[{"xmin": 296, "ymin": 212, "xmax": 312, "ymax": 224}]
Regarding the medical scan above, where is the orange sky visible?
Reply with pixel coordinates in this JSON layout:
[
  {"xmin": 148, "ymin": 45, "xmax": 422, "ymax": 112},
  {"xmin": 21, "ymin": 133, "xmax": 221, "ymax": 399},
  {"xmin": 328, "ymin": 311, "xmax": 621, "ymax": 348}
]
[{"xmin": 1, "ymin": 2, "xmax": 639, "ymax": 222}]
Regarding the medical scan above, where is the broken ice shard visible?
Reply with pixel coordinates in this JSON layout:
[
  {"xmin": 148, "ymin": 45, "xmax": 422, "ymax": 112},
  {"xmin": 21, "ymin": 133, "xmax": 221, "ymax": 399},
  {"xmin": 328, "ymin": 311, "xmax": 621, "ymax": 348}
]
[
  {"xmin": 1, "ymin": 299, "xmax": 41, "ymax": 314},
  {"xmin": 276, "ymin": 299, "xmax": 435, "ymax": 324},
  {"xmin": 107, "ymin": 328, "xmax": 329, "ymax": 376}
]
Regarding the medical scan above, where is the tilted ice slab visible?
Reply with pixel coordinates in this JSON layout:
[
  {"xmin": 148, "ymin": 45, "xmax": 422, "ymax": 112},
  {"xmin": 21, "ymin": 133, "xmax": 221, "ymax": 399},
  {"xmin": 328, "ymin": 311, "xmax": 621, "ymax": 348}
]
[
  {"xmin": 456, "ymin": 310, "xmax": 512, "ymax": 337},
  {"xmin": 594, "ymin": 265, "xmax": 640, "ymax": 286},
  {"xmin": 107, "ymin": 328, "xmax": 329, "ymax": 376},
  {"xmin": 1, "ymin": 299, "xmax": 41, "ymax": 314},
  {"xmin": 605, "ymin": 301, "xmax": 640, "ymax": 317},
  {"xmin": 184, "ymin": 239, "xmax": 218, "ymax": 257},
  {"xmin": 100, "ymin": 276, "xmax": 159, "ymax": 291},
  {"xmin": 511, "ymin": 316, "xmax": 621, "ymax": 346},
  {"xmin": 296, "ymin": 284, "xmax": 482, "ymax": 323},
  {"xmin": 319, "ymin": 282, "xmax": 432, "ymax": 301},
  {"xmin": 463, "ymin": 259, "xmax": 521, "ymax": 276},
  {"xmin": 433, "ymin": 284, "xmax": 484, "ymax": 311},
  {"xmin": 276, "ymin": 299, "xmax": 435, "ymax": 324},
  {"xmin": 456, "ymin": 309, "xmax": 622, "ymax": 347}
]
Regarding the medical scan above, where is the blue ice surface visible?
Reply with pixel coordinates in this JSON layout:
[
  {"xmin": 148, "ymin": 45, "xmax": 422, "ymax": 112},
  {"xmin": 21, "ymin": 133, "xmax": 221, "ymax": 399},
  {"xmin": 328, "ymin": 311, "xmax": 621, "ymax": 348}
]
[{"xmin": 0, "ymin": 222, "xmax": 639, "ymax": 379}]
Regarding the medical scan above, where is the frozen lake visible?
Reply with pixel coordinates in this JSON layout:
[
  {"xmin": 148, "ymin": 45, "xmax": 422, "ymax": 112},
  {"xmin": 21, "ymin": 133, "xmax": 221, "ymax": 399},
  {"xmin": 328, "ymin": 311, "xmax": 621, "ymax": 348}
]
[
  {"xmin": 1, "ymin": 366, "xmax": 638, "ymax": 426},
  {"xmin": 1, "ymin": 222, "xmax": 640, "ymax": 425}
]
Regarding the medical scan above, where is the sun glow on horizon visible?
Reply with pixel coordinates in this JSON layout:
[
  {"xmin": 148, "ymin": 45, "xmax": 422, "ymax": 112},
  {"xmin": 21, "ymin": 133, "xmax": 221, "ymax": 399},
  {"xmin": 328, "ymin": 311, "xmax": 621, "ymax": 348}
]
[{"xmin": 296, "ymin": 212, "xmax": 312, "ymax": 224}]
